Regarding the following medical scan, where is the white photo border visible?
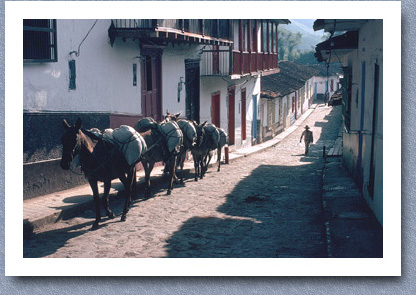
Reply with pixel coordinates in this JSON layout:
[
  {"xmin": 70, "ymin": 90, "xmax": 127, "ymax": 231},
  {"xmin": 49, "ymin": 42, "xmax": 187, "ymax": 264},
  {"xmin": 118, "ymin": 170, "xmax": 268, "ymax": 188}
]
[{"xmin": 6, "ymin": 1, "xmax": 401, "ymax": 276}]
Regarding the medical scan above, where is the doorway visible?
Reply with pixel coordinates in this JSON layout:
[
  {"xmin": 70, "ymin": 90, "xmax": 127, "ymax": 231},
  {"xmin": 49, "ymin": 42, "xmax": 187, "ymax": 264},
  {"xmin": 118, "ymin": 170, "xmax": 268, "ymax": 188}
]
[
  {"xmin": 211, "ymin": 92, "xmax": 220, "ymax": 127},
  {"xmin": 185, "ymin": 59, "xmax": 201, "ymax": 123},
  {"xmin": 140, "ymin": 53, "xmax": 162, "ymax": 121}
]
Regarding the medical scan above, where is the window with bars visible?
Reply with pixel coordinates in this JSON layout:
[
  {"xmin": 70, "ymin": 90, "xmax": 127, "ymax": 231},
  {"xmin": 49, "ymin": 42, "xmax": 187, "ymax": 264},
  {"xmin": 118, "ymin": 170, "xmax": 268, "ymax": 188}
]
[{"xmin": 24, "ymin": 19, "xmax": 57, "ymax": 63}]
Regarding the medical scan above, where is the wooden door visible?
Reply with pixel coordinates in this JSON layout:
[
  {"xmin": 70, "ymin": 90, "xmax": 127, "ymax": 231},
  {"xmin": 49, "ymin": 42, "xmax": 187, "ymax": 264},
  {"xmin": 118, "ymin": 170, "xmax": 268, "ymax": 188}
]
[
  {"xmin": 228, "ymin": 87, "xmax": 235, "ymax": 145},
  {"xmin": 141, "ymin": 54, "xmax": 162, "ymax": 121},
  {"xmin": 211, "ymin": 92, "xmax": 220, "ymax": 127}
]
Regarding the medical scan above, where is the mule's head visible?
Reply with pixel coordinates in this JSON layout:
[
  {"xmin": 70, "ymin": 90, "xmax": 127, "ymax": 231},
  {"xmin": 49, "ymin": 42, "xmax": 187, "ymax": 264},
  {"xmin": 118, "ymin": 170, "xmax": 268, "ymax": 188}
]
[
  {"xmin": 60, "ymin": 118, "xmax": 82, "ymax": 170},
  {"xmin": 194, "ymin": 121, "xmax": 207, "ymax": 148},
  {"xmin": 164, "ymin": 110, "xmax": 181, "ymax": 122}
]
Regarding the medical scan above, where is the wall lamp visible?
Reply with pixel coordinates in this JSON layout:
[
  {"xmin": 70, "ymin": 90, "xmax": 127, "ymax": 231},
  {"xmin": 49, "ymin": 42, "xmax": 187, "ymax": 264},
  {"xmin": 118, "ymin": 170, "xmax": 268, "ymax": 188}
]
[{"xmin": 177, "ymin": 77, "xmax": 185, "ymax": 102}]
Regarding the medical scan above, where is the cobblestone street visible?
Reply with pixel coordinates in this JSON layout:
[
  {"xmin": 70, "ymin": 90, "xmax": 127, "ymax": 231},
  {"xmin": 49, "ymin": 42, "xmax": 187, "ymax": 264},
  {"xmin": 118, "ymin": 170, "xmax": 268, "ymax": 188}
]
[{"xmin": 24, "ymin": 104, "xmax": 342, "ymax": 258}]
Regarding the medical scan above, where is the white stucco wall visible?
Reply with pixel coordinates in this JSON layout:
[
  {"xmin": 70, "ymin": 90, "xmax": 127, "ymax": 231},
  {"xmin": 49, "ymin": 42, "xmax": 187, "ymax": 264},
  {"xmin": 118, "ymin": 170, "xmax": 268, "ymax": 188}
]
[
  {"xmin": 340, "ymin": 20, "xmax": 383, "ymax": 225},
  {"xmin": 312, "ymin": 75, "xmax": 339, "ymax": 98},
  {"xmin": 200, "ymin": 75, "xmax": 260, "ymax": 149},
  {"xmin": 200, "ymin": 76, "xmax": 229, "ymax": 129},
  {"xmin": 161, "ymin": 43, "xmax": 201, "ymax": 117},
  {"xmin": 358, "ymin": 20, "xmax": 383, "ymax": 224},
  {"xmin": 24, "ymin": 19, "xmax": 142, "ymax": 115}
]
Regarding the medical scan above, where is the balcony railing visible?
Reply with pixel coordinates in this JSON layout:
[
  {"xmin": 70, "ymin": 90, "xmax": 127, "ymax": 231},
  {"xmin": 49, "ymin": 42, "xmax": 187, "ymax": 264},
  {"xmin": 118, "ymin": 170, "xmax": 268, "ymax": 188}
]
[
  {"xmin": 232, "ymin": 51, "xmax": 278, "ymax": 75},
  {"xmin": 201, "ymin": 50, "xmax": 279, "ymax": 77},
  {"xmin": 110, "ymin": 19, "xmax": 231, "ymax": 40},
  {"xmin": 201, "ymin": 49, "xmax": 230, "ymax": 76}
]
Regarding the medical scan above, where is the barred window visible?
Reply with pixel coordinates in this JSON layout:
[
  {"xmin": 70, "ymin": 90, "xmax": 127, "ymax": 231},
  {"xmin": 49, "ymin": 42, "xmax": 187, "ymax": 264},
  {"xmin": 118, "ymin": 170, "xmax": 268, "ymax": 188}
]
[{"xmin": 24, "ymin": 19, "xmax": 57, "ymax": 63}]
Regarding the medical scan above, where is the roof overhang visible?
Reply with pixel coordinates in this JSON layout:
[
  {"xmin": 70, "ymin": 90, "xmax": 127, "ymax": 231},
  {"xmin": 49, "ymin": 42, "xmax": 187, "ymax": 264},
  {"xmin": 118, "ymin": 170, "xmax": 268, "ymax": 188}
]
[
  {"xmin": 261, "ymin": 90, "xmax": 281, "ymax": 100},
  {"xmin": 273, "ymin": 19, "xmax": 291, "ymax": 25},
  {"xmin": 313, "ymin": 19, "xmax": 368, "ymax": 33},
  {"xmin": 314, "ymin": 31, "xmax": 358, "ymax": 63}
]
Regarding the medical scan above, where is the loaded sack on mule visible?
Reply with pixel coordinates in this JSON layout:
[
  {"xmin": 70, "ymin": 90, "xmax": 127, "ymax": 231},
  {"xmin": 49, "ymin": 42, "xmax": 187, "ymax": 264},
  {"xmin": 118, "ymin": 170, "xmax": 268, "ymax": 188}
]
[
  {"xmin": 98, "ymin": 125, "xmax": 148, "ymax": 166},
  {"xmin": 203, "ymin": 123, "xmax": 220, "ymax": 151},
  {"xmin": 134, "ymin": 118, "xmax": 183, "ymax": 160},
  {"xmin": 133, "ymin": 117, "xmax": 158, "ymax": 133},
  {"xmin": 177, "ymin": 119, "xmax": 197, "ymax": 150},
  {"xmin": 158, "ymin": 121, "xmax": 183, "ymax": 156},
  {"xmin": 217, "ymin": 128, "xmax": 228, "ymax": 149},
  {"xmin": 133, "ymin": 118, "xmax": 183, "ymax": 197}
]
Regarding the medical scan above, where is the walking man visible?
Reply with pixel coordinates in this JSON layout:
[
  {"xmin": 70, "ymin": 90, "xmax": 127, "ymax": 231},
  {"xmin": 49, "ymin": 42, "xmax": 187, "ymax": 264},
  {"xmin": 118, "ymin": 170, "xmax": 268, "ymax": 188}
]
[{"xmin": 300, "ymin": 125, "xmax": 313, "ymax": 155}]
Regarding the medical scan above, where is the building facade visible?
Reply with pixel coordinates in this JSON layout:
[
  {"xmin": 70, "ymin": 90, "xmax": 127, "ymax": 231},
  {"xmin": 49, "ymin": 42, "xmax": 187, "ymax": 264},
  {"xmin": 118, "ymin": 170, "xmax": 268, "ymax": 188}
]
[
  {"xmin": 260, "ymin": 61, "xmax": 340, "ymax": 143},
  {"xmin": 23, "ymin": 19, "xmax": 288, "ymax": 198},
  {"xmin": 314, "ymin": 19, "xmax": 383, "ymax": 225}
]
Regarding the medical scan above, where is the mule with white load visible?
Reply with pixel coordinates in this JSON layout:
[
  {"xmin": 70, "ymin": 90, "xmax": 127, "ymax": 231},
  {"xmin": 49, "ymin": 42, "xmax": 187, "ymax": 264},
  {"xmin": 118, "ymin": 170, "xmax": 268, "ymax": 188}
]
[
  {"xmin": 60, "ymin": 118, "xmax": 147, "ymax": 229},
  {"xmin": 134, "ymin": 117, "xmax": 183, "ymax": 197}
]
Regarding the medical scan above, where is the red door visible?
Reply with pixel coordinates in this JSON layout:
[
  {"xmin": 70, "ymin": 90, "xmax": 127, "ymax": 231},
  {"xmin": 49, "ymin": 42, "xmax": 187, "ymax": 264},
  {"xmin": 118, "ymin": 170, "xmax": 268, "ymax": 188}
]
[
  {"xmin": 228, "ymin": 87, "xmax": 235, "ymax": 145},
  {"xmin": 211, "ymin": 92, "xmax": 220, "ymax": 127},
  {"xmin": 241, "ymin": 88, "xmax": 246, "ymax": 140}
]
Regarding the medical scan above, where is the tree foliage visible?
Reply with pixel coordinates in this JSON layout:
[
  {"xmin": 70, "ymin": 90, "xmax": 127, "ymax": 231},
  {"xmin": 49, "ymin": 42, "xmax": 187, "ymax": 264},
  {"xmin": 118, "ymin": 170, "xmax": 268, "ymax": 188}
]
[
  {"xmin": 294, "ymin": 50, "xmax": 319, "ymax": 65},
  {"xmin": 278, "ymin": 27, "xmax": 303, "ymax": 61}
]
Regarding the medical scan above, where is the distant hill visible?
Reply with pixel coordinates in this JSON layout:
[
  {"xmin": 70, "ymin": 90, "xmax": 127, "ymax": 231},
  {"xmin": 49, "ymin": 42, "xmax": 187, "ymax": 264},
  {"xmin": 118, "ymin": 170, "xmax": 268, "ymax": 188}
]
[{"xmin": 283, "ymin": 19, "xmax": 327, "ymax": 52}]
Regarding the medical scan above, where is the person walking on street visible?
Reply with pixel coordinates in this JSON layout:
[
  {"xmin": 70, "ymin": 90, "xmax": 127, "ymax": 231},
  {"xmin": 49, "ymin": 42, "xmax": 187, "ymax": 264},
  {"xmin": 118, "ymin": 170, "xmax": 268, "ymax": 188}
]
[{"xmin": 300, "ymin": 125, "xmax": 313, "ymax": 155}]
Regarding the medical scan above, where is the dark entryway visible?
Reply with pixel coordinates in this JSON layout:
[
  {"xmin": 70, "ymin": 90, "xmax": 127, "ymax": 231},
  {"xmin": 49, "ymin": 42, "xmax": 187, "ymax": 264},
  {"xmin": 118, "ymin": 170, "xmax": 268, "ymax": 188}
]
[
  {"xmin": 211, "ymin": 91, "xmax": 220, "ymax": 127},
  {"xmin": 185, "ymin": 59, "xmax": 201, "ymax": 123}
]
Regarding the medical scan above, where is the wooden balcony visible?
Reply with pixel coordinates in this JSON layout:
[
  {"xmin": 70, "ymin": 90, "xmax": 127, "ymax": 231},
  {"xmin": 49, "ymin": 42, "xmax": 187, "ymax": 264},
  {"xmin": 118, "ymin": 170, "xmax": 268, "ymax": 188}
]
[
  {"xmin": 200, "ymin": 49, "xmax": 231, "ymax": 76},
  {"xmin": 232, "ymin": 51, "xmax": 279, "ymax": 76},
  {"xmin": 202, "ymin": 50, "xmax": 280, "ymax": 78},
  {"xmin": 109, "ymin": 19, "xmax": 233, "ymax": 46}
]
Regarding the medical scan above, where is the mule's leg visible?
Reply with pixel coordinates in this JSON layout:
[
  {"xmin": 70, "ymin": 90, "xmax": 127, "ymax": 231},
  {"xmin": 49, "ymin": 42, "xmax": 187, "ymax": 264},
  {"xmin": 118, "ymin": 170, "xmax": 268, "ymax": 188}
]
[
  {"xmin": 89, "ymin": 179, "xmax": 101, "ymax": 230},
  {"xmin": 102, "ymin": 180, "xmax": 115, "ymax": 219},
  {"xmin": 121, "ymin": 168, "xmax": 135, "ymax": 222},
  {"xmin": 201, "ymin": 153, "xmax": 210, "ymax": 179},
  {"xmin": 217, "ymin": 147, "xmax": 222, "ymax": 172},
  {"xmin": 174, "ymin": 151, "xmax": 185, "ymax": 183},
  {"xmin": 192, "ymin": 153, "xmax": 199, "ymax": 181},
  {"xmin": 200, "ymin": 155, "xmax": 206, "ymax": 179},
  {"xmin": 172, "ymin": 151, "xmax": 182, "ymax": 184},
  {"xmin": 132, "ymin": 168, "xmax": 137, "ymax": 199},
  {"xmin": 144, "ymin": 161, "xmax": 154, "ymax": 198},
  {"xmin": 119, "ymin": 173, "xmax": 131, "ymax": 207},
  {"xmin": 179, "ymin": 152, "xmax": 185, "ymax": 183},
  {"xmin": 167, "ymin": 156, "xmax": 177, "ymax": 195}
]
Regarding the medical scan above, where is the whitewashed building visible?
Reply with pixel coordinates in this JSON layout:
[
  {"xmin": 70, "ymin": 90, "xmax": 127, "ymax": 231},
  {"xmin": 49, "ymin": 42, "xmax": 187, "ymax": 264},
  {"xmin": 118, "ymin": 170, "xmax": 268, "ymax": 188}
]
[
  {"xmin": 260, "ymin": 61, "xmax": 340, "ymax": 142},
  {"xmin": 23, "ymin": 19, "xmax": 289, "ymax": 198},
  {"xmin": 314, "ymin": 19, "xmax": 383, "ymax": 225}
]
